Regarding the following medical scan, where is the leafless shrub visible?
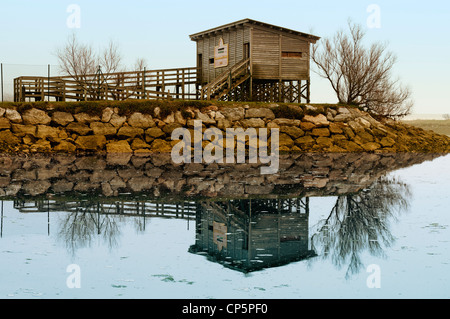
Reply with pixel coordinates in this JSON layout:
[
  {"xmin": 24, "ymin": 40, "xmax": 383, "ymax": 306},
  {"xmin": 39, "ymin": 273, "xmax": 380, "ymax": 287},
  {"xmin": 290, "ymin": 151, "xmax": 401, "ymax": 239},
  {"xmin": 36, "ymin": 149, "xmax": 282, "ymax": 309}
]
[
  {"xmin": 311, "ymin": 21, "xmax": 412, "ymax": 119},
  {"xmin": 55, "ymin": 34, "xmax": 147, "ymax": 100}
]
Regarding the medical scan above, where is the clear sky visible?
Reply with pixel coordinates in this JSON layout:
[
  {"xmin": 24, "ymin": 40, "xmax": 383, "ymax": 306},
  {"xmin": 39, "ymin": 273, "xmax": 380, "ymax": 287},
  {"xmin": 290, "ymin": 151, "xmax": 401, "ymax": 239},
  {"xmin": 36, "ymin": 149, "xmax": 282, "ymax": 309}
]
[{"xmin": 1, "ymin": 0, "xmax": 449, "ymax": 115}]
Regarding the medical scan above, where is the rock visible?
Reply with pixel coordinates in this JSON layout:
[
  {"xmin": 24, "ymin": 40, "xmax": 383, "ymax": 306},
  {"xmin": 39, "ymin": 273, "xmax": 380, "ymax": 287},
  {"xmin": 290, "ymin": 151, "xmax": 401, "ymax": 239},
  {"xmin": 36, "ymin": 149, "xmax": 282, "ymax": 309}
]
[
  {"xmin": 101, "ymin": 182, "xmax": 114, "ymax": 197},
  {"xmin": 214, "ymin": 111, "xmax": 225, "ymax": 120},
  {"xmin": 30, "ymin": 139, "xmax": 51, "ymax": 152},
  {"xmin": 329, "ymin": 122, "xmax": 345, "ymax": 134},
  {"xmin": 380, "ymin": 136, "xmax": 395, "ymax": 147},
  {"xmin": 75, "ymin": 135, "xmax": 107, "ymax": 151},
  {"xmin": 52, "ymin": 112, "xmax": 74, "ymax": 126},
  {"xmin": 304, "ymin": 178, "xmax": 328, "ymax": 188},
  {"xmin": 174, "ymin": 111, "xmax": 187, "ymax": 125},
  {"xmin": 74, "ymin": 112, "xmax": 101, "ymax": 123},
  {"xmin": 220, "ymin": 107, "xmax": 245, "ymax": 122},
  {"xmin": 241, "ymin": 118, "xmax": 265, "ymax": 128},
  {"xmin": 5, "ymin": 109, "xmax": 22, "ymax": 123},
  {"xmin": 0, "ymin": 130, "xmax": 20, "ymax": 145},
  {"xmin": 357, "ymin": 118, "xmax": 371, "ymax": 129},
  {"xmin": 272, "ymin": 118, "xmax": 301, "ymax": 126},
  {"xmin": 277, "ymin": 133, "xmax": 295, "ymax": 148},
  {"xmin": 109, "ymin": 176, "xmax": 127, "ymax": 190},
  {"xmin": 216, "ymin": 118, "xmax": 231, "ymax": 130},
  {"xmin": 335, "ymin": 140, "xmax": 364, "ymax": 152},
  {"xmin": 356, "ymin": 130, "xmax": 374, "ymax": 143},
  {"xmin": 90, "ymin": 122, "xmax": 117, "ymax": 136},
  {"xmin": 22, "ymin": 108, "xmax": 51, "ymax": 125},
  {"xmin": 131, "ymin": 138, "xmax": 151, "ymax": 150},
  {"xmin": 23, "ymin": 180, "xmax": 51, "ymax": 196},
  {"xmin": 54, "ymin": 140, "xmax": 77, "ymax": 152},
  {"xmin": 101, "ymin": 107, "xmax": 114, "ymax": 122},
  {"xmin": 342, "ymin": 127, "xmax": 355, "ymax": 139},
  {"xmin": 75, "ymin": 157, "xmax": 106, "ymax": 170},
  {"xmin": 334, "ymin": 113, "xmax": 353, "ymax": 122},
  {"xmin": 315, "ymin": 137, "xmax": 333, "ymax": 148},
  {"xmin": 128, "ymin": 176, "xmax": 154, "ymax": 192},
  {"xmin": 303, "ymin": 114, "xmax": 329, "ymax": 127},
  {"xmin": 0, "ymin": 118, "xmax": 11, "ymax": 130},
  {"xmin": 128, "ymin": 112, "xmax": 155, "ymax": 128},
  {"xmin": 163, "ymin": 113, "xmax": 175, "ymax": 124},
  {"xmin": 295, "ymin": 135, "xmax": 315, "ymax": 148},
  {"xmin": 280, "ymin": 126, "xmax": 305, "ymax": 139},
  {"xmin": 36, "ymin": 125, "xmax": 60, "ymax": 139},
  {"xmin": 245, "ymin": 108, "xmax": 275, "ymax": 119},
  {"xmin": 245, "ymin": 184, "xmax": 274, "ymax": 195},
  {"xmin": 106, "ymin": 153, "xmax": 132, "ymax": 166},
  {"xmin": 117, "ymin": 126, "xmax": 144, "ymax": 138},
  {"xmin": 11, "ymin": 124, "xmax": 36, "ymax": 137},
  {"xmin": 162, "ymin": 123, "xmax": 183, "ymax": 134},
  {"xmin": 0, "ymin": 107, "xmax": 5, "ymax": 117},
  {"xmin": 106, "ymin": 140, "xmax": 132, "ymax": 153},
  {"xmin": 337, "ymin": 107, "xmax": 351, "ymax": 114},
  {"xmin": 150, "ymin": 139, "xmax": 172, "ymax": 153},
  {"xmin": 66, "ymin": 122, "xmax": 92, "ymax": 135},
  {"xmin": 195, "ymin": 111, "xmax": 216, "ymax": 124},
  {"xmin": 311, "ymin": 128, "xmax": 330, "ymax": 137},
  {"xmin": 146, "ymin": 127, "xmax": 165, "ymax": 138},
  {"xmin": 109, "ymin": 113, "xmax": 127, "ymax": 127},
  {"xmin": 52, "ymin": 180, "xmax": 74, "ymax": 193},
  {"xmin": 348, "ymin": 120, "xmax": 365, "ymax": 133},
  {"xmin": 361, "ymin": 142, "xmax": 381, "ymax": 151},
  {"xmin": 300, "ymin": 121, "xmax": 315, "ymax": 131}
]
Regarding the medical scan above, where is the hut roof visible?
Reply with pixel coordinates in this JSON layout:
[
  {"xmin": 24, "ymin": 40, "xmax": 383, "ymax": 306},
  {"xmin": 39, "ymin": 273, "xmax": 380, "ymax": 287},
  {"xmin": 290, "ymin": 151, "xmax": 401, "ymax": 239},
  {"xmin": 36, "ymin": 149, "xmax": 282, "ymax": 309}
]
[{"xmin": 189, "ymin": 18, "xmax": 320, "ymax": 43}]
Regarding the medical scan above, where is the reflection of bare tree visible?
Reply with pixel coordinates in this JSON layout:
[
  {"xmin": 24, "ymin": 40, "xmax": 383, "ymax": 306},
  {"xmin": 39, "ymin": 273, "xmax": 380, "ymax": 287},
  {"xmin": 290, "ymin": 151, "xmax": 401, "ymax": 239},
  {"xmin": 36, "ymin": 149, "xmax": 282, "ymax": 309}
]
[
  {"xmin": 56, "ymin": 202, "xmax": 123, "ymax": 255},
  {"xmin": 311, "ymin": 175, "xmax": 411, "ymax": 278}
]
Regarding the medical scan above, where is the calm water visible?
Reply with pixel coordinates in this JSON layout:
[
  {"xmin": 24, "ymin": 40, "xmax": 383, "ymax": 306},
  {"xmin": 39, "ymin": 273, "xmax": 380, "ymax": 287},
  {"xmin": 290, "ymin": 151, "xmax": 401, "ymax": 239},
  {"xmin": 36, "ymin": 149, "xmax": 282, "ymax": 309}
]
[{"xmin": 0, "ymin": 153, "xmax": 449, "ymax": 299}]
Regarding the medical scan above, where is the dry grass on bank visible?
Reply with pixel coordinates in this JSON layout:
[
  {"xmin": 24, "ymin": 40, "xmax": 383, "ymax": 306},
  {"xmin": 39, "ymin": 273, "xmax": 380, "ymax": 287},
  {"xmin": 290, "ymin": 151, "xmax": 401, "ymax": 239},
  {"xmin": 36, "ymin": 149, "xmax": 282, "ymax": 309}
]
[{"xmin": 402, "ymin": 119, "xmax": 450, "ymax": 136}]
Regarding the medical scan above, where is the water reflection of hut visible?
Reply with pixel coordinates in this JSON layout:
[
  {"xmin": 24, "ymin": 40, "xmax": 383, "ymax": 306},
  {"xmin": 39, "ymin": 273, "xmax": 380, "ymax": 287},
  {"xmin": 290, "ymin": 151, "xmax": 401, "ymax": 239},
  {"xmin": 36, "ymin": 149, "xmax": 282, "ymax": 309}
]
[{"xmin": 189, "ymin": 198, "xmax": 316, "ymax": 272}]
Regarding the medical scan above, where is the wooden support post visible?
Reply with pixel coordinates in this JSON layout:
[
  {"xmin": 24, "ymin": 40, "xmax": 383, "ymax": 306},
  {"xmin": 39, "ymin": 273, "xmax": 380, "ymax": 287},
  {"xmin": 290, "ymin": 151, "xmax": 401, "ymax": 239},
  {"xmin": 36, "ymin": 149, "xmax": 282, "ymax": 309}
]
[
  {"xmin": 249, "ymin": 76, "xmax": 253, "ymax": 101},
  {"xmin": 307, "ymin": 79, "xmax": 310, "ymax": 103}
]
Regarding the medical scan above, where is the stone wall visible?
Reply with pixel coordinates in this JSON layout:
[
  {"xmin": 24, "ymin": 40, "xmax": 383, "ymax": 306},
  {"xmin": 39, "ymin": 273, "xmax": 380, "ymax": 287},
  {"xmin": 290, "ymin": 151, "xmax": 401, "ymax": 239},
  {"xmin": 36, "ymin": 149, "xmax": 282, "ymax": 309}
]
[
  {"xmin": 0, "ymin": 102, "xmax": 449, "ymax": 154},
  {"xmin": 0, "ymin": 152, "xmax": 441, "ymax": 200}
]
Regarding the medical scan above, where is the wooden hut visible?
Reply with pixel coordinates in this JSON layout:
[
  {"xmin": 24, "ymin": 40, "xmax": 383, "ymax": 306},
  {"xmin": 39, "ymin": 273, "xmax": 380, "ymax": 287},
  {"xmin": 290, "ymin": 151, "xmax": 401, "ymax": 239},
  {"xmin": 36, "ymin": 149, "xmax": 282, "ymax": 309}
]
[
  {"xmin": 189, "ymin": 18, "xmax": 320, "ymax": 103},
  {"xmin": 189, "ymin": 198, "xmax": 316, "ymax": 272}
]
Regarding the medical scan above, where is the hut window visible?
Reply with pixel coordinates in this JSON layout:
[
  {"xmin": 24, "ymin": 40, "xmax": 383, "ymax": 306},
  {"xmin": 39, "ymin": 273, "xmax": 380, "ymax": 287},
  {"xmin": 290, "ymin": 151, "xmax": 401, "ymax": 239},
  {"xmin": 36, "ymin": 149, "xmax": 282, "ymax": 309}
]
[
  {"xmin": 282, "ymin": 51, "xmax": 302, "ymax": 58},
  {"xmin": 209, "ymin": 58, "xmax": 215, "ymax": 64}
]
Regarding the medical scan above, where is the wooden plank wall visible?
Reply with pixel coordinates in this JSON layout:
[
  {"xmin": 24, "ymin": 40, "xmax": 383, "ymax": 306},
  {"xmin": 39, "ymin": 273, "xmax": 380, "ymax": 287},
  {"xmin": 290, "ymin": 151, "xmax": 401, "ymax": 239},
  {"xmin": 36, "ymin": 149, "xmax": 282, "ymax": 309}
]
[
  {"xmin": 251, "ymin": 26, "xmax": 310, "ymax": 81},
  {"xmin": 196, "ymin": 26, "xmax": 249, "ymax": 84}
]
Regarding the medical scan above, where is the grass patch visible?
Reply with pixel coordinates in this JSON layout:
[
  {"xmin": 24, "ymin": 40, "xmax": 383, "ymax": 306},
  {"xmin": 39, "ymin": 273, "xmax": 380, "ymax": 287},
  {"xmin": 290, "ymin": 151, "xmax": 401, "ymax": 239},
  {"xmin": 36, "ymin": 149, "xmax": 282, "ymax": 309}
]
[{"xmin": 402, "ymin": 119, "xmax": 450, "ymax": 136}]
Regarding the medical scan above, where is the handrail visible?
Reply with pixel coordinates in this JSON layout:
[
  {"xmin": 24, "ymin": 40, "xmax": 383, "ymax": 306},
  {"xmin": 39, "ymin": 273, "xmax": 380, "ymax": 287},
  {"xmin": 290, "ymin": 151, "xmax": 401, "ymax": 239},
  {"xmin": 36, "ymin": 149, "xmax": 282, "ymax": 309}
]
[
  {"xmin": 202, "ymin": 58, "xmax": 250, "ymax": 100},
  {"xmin": 14, "ymin": 66, "xmax": 199, "ymax": 102},
  {"xmin": 203, "ymin": 58, "xmax": 250, "ymax": 91}
]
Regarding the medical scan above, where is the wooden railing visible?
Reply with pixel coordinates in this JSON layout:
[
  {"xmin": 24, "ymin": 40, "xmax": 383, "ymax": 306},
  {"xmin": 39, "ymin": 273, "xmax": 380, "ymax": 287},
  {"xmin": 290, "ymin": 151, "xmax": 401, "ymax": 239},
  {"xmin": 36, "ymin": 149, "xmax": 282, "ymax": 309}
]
[
  {"xmin": 13, "ymin": 199, "xmax": 198, "ymax": 220},
  {"xmin": 201, "ymin": 58, "xmax": 250, "ymax": 100},
  {"xmin": 14, "ymin": 67, "xmax": 199, "ymax": 102}
]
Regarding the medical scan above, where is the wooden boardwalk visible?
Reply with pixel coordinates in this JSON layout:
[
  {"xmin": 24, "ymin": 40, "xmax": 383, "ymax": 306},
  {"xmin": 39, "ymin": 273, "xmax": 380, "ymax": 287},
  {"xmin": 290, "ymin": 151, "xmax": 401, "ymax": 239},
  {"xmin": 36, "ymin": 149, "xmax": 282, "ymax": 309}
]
[{"xmin": 14, "ymin": 67, "xmax": 199, "ymax": 102}]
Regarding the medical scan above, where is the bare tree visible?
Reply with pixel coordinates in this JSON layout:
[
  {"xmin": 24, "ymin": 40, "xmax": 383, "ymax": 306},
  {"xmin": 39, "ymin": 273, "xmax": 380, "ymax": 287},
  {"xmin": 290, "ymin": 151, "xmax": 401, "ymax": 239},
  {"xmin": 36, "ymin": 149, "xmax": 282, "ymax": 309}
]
[
  {"xmin": 55, "ymin": 34, "xmax": 123, "ymax": 99},
  {"xmin": 55, "ymin": 33, "xmax": 97, "ymax": 84},
  {"xmin": 311, "ymin": 21, "xmax": 412, "ymax": 119},
  {"xmin": 134, "ymin": 57, "xmax": 148, "ymax": 71}
]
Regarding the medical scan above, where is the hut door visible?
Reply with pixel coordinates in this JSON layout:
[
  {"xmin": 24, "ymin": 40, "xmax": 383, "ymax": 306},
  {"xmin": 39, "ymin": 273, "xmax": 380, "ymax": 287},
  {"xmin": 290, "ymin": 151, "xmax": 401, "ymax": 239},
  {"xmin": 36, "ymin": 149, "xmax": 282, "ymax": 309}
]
[
  {"xmin": 244, "ymin": 43, "xmax": 250, "ymax": 59},
  {"xmin": 197, "ymin": 54, "xmax": 203, "ymax": 83}
]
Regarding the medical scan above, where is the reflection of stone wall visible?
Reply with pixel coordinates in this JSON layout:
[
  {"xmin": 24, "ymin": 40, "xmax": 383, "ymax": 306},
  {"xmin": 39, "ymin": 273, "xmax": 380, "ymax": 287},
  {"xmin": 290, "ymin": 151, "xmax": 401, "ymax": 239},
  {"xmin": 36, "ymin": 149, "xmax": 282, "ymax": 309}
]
[
  {"xmin": 0, "ymin": 152, "xmax": 441, "ymax": 200},
  {"xmin": 1, "ymin": 104, "xmax": 450, "ymax": 153}
]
